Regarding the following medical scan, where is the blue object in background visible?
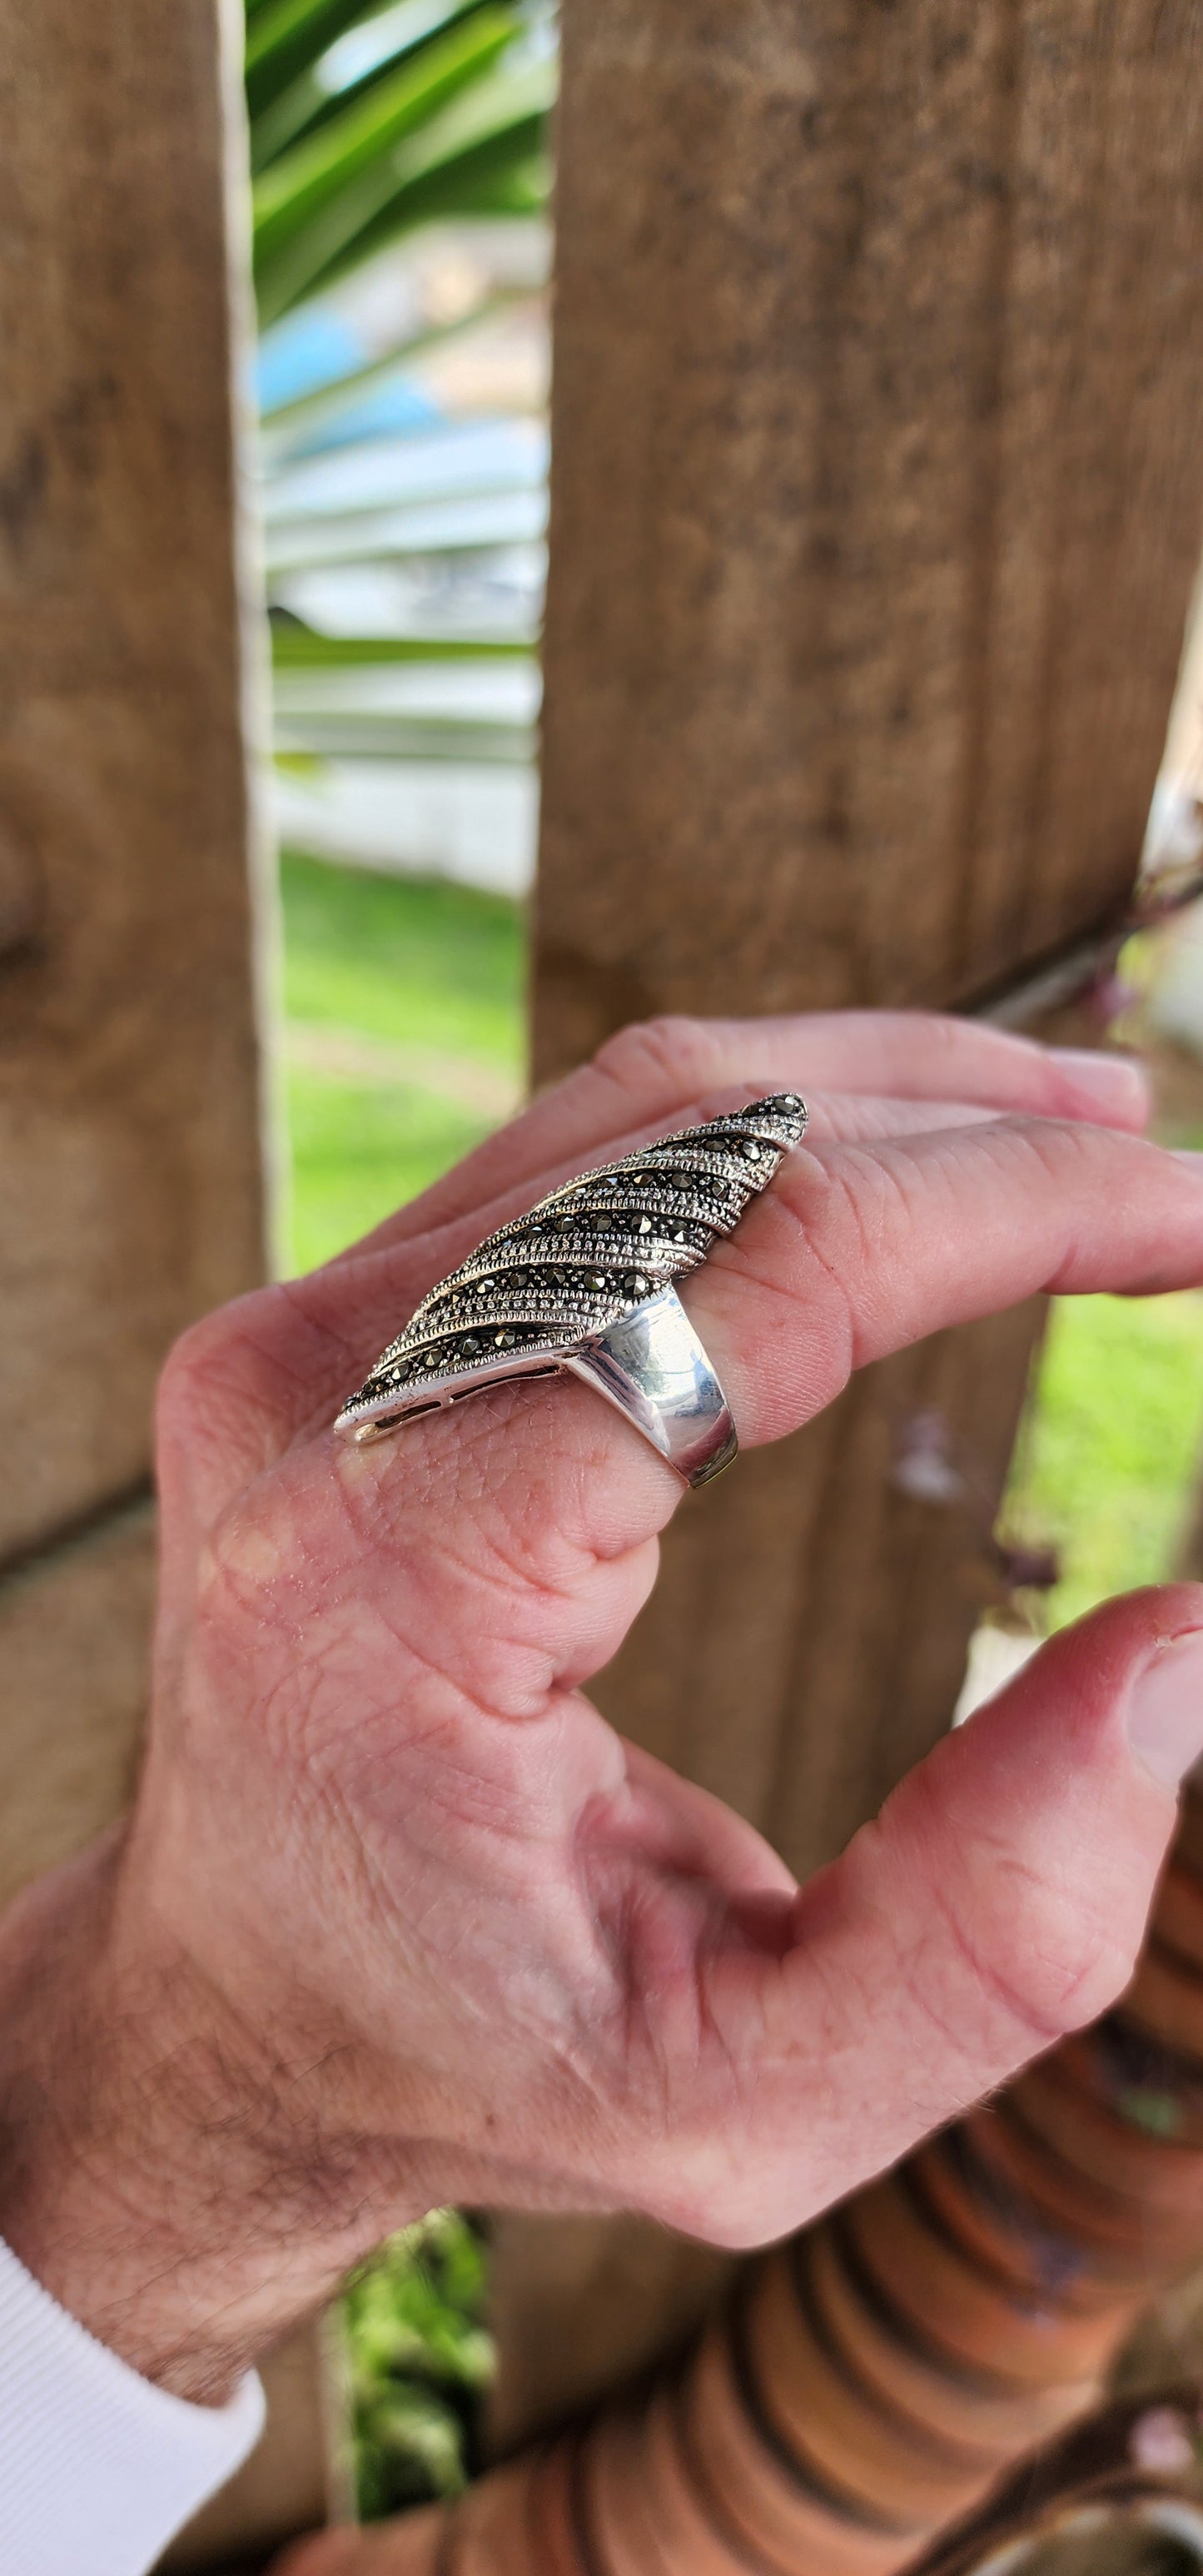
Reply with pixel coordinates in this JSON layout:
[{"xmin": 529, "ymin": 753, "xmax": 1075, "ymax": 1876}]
[
  {"xmin": 256, "ymin": 307, "xmax": 443, "ymax": 454},
  {"xmin": 256, "ymin": 307, "xmax": 364, "ymax": 411},
  {"xmin": 301, "ymin": 381, "xmax": 443, "ymax": 453}
]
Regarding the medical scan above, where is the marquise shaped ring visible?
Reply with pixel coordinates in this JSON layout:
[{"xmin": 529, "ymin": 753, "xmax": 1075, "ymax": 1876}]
[{"xmin": 335, "ymin": 1092, "xmax": 808, "ymax": 1489}]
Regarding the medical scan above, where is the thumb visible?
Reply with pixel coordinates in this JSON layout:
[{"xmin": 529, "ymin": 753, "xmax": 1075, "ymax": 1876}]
[{"xmin": 664, "ymin": 1584, "xmax": 1203, "ymax": 2247}]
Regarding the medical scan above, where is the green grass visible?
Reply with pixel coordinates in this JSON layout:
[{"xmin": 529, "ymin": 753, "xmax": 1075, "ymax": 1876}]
[
  {"xmin": 285, "ymin": 1069, "xmax": 494, "ymax": 1272},
  {"xmin": 281, "ymin": 851, "xmax": 525, "ymax": 1063},
  {"xmin": 279, "ymin": 852, "xmax": 525, "ymax": 1271},
  {"xmin": 1002, "ymin": 1290, "xmax": 1203, "ymax": 1633}
]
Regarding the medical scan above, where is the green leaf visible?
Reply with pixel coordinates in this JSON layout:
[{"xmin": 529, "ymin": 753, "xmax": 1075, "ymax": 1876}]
[
  {"xmin": 272, "ymin": 716, "xmax": 534, "ymax": 761},
  {"xmin": 252, "ymin": 9, "xmax": 517, "ymax": 320},
  {"xmin": 257, "ymin": 297, "xmax": 510, "ymax": 452},
  {"xmin": 271, "ymin": 627, "xmax": 531, "ymax": 664},
  {"xmin": 251, "ymin": 0, "xmax": 486, "ymax": 174},
  {"xmin": 266, "ymin": 525, "xmax": 543, "ymax": 600},
  {"xmin": 266, "ymin": 57, "xmax": 553, "ymax": 313},
  {"xmin": 326, "ymin": 120, "xmax": 546, "ymax": 266},
  {"xmin": 246, "ymin": 0, "xmax": 364, "ymax": 114},
  {"xmin": 344, "ymin": 44, "xmax": 551, "ymax": 193}
]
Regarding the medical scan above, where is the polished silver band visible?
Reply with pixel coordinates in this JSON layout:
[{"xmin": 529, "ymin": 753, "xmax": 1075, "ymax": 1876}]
[
  {"xmin": 563, "ymin": 1283, "xmax": 736, "ymax": 1485},
  {"xmin": 335, "ymin": 1091, "xmax": 807, "ymax": 1488}
]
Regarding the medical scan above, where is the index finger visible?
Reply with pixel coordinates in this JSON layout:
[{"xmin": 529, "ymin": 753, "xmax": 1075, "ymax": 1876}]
[
  {"xmin": 330, "ymin": 1012, "xmax": 1148, "ymax": 1266},
  {"xmin": 341, "ymin": 1119, "xmax": 1203, "ymax": 1580},
  {"xmin": 689, "ymin": 1118, "xmax": 1203, "ymax": 1452}
]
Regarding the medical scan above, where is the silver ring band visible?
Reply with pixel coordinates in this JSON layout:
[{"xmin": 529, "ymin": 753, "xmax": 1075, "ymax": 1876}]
[
  {"xmin": 563, "ymin": 1282, "xmax": 738, "ymax": 1487},
  {"xmin": 334, "ymin": 1091, "xmax": 807, "ymax": 1488}
]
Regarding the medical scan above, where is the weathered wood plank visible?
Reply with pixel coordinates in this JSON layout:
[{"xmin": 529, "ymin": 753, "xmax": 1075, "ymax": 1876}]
[
  {"xmin": 0, "ymin": 1510, "xmax": 156, "ymax": 1908},
  {"xmin": 534, "ymin": 0, "xmax": 1203, "ymax": 1067},
  {"xmin": 0, "ymin": 1, "xmax": 329, "ymax": 2559},
  {"xmin": 0, "ymin": 0, "xmax": 269, "ymax": 1563},
  {"xmin": 497, "ymin": 0, "xmax": 1203, "ymax": 2449},
  {"xmin": 163, "ymin": 2329, "xmax": 332, "ymax": 2571}
]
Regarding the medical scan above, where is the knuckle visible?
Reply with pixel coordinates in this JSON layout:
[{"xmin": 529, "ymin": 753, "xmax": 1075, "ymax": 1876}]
[
  {"xmin": 879, "ymin": 1756, "xmax": 1153, "ymax": 2073},
  {"xmin": 591, "ymin": 1013, "xmax": 713, "ymax": 1102},
  {"xmin": 154, "ymin": 1289, "xmax": 281, "ymax": 1474},
  {"xmin": 1005, "ymin": 1837, "xmax": 1152, "ymax": 2035},
  {"xmin": 762, "ymin": 1147, "xmax": 875, "ymax": 1368},
  {"xmin": 156, "ymin": 1311, "xmax": 236, "ymax": 1441},
  {"xmin": 938, "ymin": 1848, "xmax": 1143, "ymax": 2057}
]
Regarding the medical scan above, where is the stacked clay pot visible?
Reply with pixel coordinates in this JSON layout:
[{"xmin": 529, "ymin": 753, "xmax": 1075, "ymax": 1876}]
[{"xmin": 276, "ymin": 1783, "xmax": 1203, "ymax": 2576}]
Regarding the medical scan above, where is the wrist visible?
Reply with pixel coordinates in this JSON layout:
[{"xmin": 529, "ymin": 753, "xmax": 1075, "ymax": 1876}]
[{"xmin": 0, "ymin": 1835, "xmax": 420, "ymax": 2403}]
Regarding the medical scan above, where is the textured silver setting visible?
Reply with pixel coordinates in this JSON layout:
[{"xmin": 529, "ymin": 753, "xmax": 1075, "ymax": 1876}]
[{"xmin": 335, "ymin": 1092, "xmax": 807, "ymax": 1478}]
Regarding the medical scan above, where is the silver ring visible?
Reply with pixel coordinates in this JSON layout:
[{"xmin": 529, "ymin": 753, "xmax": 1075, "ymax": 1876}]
[{"xmin": 334, "ymin": 1092, "xmax": 808, "ymax": 1488}]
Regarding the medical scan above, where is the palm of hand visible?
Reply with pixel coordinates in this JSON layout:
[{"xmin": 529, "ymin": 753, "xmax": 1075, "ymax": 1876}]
[{"xmin": 145, "ymin": 1226, "xmax": 798, "ymax": 2251}]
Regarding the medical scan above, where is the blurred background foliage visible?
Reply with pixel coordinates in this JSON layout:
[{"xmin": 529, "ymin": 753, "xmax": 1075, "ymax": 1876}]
[
  {"xmin": 247, "ymin": 0, "xmax": 551, "ymax": 323},
  {"xmin": 246, "ymin": 0, "xmax": 1203, "ymax": 2529},
  {"xmin": 248, "ymin": 0, "xmax": 551, "ymax": 816},
  {"xmin": 338, "ymin": 2211, "xmax": 495, "ymax": 2520}
]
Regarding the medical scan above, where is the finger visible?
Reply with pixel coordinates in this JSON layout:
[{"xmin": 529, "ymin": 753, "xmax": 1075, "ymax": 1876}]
[
  {"xmin": 283, "ymin": 1087, "xmax": 1076, "ymax": 1430},
  {"xmin": 307, "ymin": 1082, "xmax": 1000, "ymax": 1364},
  {"xmin": 180, "ymin": 1106, "xmax": 1196, "ymax": 1556},
  {"xmin": 326, "ymin": 1121, "xmax": 1203, "ymax": 1636},
  {"xmin": 639, "ymin": 1586, "xmax": 1203, "ymax": 2247},
  {"xmin": 177, "ymin": 1086, "xmax": 1004, "ymax": 1486},
  {"xmin": 686, "ymin": 1120, "xmax": 1203, "ymax": 1452},
  {"xmin": 804, "ymin": 1087, "xmax": 1000, "ymax": 1145},
  {"xmin": 326, "ymin": 1012, "xmax": 1148, "ymax": 1266}
]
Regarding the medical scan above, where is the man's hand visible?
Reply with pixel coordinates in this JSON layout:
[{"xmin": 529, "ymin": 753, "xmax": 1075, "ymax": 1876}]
[{"xmin": 2, "ymin": 1012, "xmax": 1202, "ymax": 2404}]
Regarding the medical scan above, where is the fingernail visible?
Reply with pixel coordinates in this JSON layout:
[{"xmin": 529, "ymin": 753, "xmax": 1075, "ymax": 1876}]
[
  {"xmin": 1049, "ymin": 1049, "xmax": 1149, "ymax": 1119},
  {"xmin": 1127, "ymin": 1631, "xmax": 1203, "ymax": 1788},
  {"xmin": 1174, "ymin": 1151, "xmax": 1203, "ymax": 1174}
]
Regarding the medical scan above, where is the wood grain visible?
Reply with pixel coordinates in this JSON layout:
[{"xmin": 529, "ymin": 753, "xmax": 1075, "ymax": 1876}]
[
  {"xmin": 0, "ymin": 0, "xmax": 329, "ymax": 2559},
  {"xmin": 534, "ymin": 0, "xmax": 1203, "ymax": 1067},
  {"xmin": 0, "ymin": 1508, "xmax": 155, "ymax": 1907},
  {"xmin": 0, "ymin": 0, "xmax": 269, "ymax": 1563}
]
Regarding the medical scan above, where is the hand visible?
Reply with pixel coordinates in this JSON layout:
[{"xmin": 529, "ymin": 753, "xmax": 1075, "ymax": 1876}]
[{"xmin": 2, "ymin": 1011, "xmax": 1201, "ymax": 2405}]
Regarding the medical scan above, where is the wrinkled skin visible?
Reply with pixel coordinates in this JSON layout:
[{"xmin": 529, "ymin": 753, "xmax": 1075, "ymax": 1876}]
[{"xmin": 2, "ymin": 1010, "xmax": 1203, "ymax": 2403}]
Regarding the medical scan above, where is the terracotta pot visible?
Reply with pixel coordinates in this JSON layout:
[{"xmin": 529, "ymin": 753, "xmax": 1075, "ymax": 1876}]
[
  {"xmin": 639, "ymin": 2372, "xmax": 819, "ymax": 2576},
  {"xmin": 272, "ymin": 2511, "xmax": 449, "ymax": 2575},
  {"xmin": 846, "ymin": 2172, "xmax": 1128, "ymax": 2385},
  {"xmin": 403, "ymin": 2527, "xmax": 449, "ymax": 2576},
  {"xmin": 741, "ymin": 2246, "xmax": 994, "ymax": 2527},
  {"xmin": 1154, "ymin": 1856, "xmax": 1203, "ymax": 1972},
  {"xmin": 1121, "ymin": 1937, "xmax": 1203, "ymax": 2065},
  {"xmin": 528, "ymin": 2438, "xmax": 589, "ymax": 2576},
  {"xmin": 908, "ymin": 2133, "xmax": 1098, "ymax": 2311},
  {"xmin": 443, "ymin": 2453, "xmax": 543, "ymax": 2575},
  {"xmin": 1009, "ymin": 2049, "xmax": 1203, "ymax": 2220},
  {"xmin": 963, "ymin": 2099, "xmax": 1200, "ymax": 2282},
  {"xmin": 674, "ymin": 2325, "xmax": 909, "ymax": 2576},
  {"xmin": 806, "ymin": 2224, "xmax": 1094, "ymax": 2460},
  {"xmin": 1057, "ymin": 2025, "xmax": 1203, "ymax": 2153},
  {"xmin": 579, "ymin": 2404, "xmax": 688, "ymax": 2576}
]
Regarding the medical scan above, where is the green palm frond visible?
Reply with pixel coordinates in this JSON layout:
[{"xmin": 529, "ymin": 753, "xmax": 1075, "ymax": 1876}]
[
  {"xmin": 248, "ymin": 0, "xmax": 553, "ymax": 831},
  {"xmin": 273, "ymin": 55, "xmax": 551, "ymax": 313},
  {"xmin": 249, "ymin": 0, "xmax": 551, "ymax": 325},
  {"xmin": 271, "ymin": 629, "xmax": 529, "ymax": 664},
  {"xmin": 254, "ymin": 8, "xmax": 519, "ymax": 324},
  {"xmin": 250, "ymin": 0, "xmax": 487, "ymax": 172}
]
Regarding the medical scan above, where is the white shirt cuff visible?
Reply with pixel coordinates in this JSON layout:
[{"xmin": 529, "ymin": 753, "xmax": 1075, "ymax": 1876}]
[{"xmin": 0, "ymin": 2235, "xmax": 266, "ymax": 2576}]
